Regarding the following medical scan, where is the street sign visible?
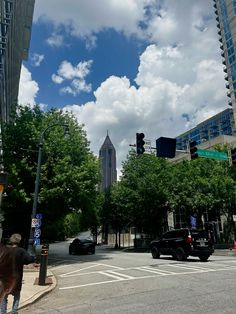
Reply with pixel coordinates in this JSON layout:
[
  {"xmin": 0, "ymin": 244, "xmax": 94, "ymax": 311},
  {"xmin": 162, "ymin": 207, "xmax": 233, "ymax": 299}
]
[
  {"xmin": 31, "ymin": 218, "xmax": 41, "ymax": 228},
  {"xmin": 34, "ymin": 228, "xmax": 41, "ymax": 238},
  {"xmin": 36, "ymin": 213, "xmax": 43, "ymax": 219},
  {"xmin": 34, "ymin": 238, "xmax": 41, "ymax": 246},
  {"xmin": 144, "ymin": 139, "xmax": 152, "ymax": 153},
  {"xmin": 197, "ymin": 149, "xmax": 228, "ymax": 160}
]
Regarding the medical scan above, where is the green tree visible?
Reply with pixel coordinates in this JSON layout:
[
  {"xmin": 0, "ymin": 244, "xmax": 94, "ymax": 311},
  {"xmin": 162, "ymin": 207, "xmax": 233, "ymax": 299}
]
[
  {"xmin": 110, "ymin": 151, "xmax": 171, "ymax": 237},
  {"xmin": 2, "ymin": 105, "xmax": 100, "ymax": 242}
]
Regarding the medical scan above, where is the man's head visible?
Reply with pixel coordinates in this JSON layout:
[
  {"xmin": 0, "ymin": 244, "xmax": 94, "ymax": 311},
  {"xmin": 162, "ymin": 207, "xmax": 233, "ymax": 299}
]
[{"xmin": 9, "ymin": 234, "xmax": 22, "ymax": 246}]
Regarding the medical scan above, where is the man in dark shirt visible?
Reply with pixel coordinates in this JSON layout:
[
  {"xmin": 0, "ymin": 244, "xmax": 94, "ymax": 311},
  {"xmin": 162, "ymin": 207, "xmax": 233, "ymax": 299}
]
[{"xmin": 0, "ymin": 234, "xmax": 35, "ymax": 314}]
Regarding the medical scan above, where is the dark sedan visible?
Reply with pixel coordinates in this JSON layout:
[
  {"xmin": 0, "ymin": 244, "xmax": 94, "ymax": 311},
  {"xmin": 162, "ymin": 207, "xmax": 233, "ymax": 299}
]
[{"xmin": 69, "ymin": 238, "xmax": 95, "ymax": 255}]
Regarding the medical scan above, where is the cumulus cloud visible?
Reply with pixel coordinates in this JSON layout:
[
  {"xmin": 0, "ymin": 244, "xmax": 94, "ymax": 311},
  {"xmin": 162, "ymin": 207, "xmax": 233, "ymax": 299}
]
[
  {"xmin": 52, "ymin": 60, "xmax": 93, "ymax": 95},
  {"xmin": 33, "ymin": 0, "xmax": 151, "ymax": 47},
  {"xmin": 63, "ymin": 42, "xmax": 228, "ymax": 176},
  {"xmin": 31, "ymin": 53, "xmax": 44, "ymax": 67},
  {"xmin": 46, "ymin": 33, "xmax": 64, "ymax": 47},
  {"xmin": 33, "ymin": 1, "xmax": 228, "ymax": 175},
  {"xmin": 18, "ymin": 65, "xmax": 39, "ymax": 107}
]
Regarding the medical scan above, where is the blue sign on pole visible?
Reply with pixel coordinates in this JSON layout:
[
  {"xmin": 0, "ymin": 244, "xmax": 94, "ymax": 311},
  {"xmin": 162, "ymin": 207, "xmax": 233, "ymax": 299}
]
[
  {"xmin": 36, "ymin": 213, "xmax": 43, "ymax": 219},
  {"xmin": 34, "ymin": 228, "xmax": 41, "ymax": 238},
  {"xmin": 34, "ymin": 239, "xmax": 41, "ymax": 246},
  {"xmin": 190, "ymin": 216, "xmax": 197, "ymax": 229}
]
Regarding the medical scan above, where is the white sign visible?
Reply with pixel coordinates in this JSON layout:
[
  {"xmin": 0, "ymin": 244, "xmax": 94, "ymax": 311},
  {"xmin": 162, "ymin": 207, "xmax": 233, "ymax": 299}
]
[
  {"xmin": 233, "ymin": 215, "xmax": 236, "ymax": 222},
  {"xmin": 31, "ymin": 218, "xmax": 41, "ymax": 228},
  {"xmin": 144, "ymin": 139, "xmax": 152, "ymax": 153}
]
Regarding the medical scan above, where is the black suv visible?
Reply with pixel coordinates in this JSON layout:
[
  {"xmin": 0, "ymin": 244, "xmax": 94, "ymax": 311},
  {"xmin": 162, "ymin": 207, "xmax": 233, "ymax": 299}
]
[{"xmin": 150, "ymin": 228, "xmax": 214, "ymax": 262}]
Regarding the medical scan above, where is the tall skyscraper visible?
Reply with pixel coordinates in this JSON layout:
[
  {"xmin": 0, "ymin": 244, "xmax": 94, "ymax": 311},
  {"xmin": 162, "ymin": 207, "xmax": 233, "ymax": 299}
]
[
  {"xmin": 99, "ymin": 132, "xmax": 117, "ymax": 191},
  {"xmin": 0, "ymin": 0, "xmax": 35, "ymax": 123},
  {"xmin": 214, "ymin": 0, "xmax": 236, "ymax": 132},
  {"xmin": 0, "ymin": 0, "xmax": 35, "ymax": 239}
]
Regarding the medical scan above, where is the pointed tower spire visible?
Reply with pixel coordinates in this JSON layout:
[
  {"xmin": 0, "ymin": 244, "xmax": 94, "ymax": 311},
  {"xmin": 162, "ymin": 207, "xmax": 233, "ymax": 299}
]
[{"xmin": 99, "ymin": 132, "xmax": 117, "ymax": 191}]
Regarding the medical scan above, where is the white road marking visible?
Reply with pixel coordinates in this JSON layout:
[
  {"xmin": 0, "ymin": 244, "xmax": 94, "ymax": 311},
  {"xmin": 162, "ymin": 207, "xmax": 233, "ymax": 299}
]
[
  {"xmin": 105, "ymin": 270, "xmax": 134, "ymax": 280},
  {"xmin": 58, "ymin": 261, "xmax": 236, "ymax": 290},
  {"xmin": 139, "ymin": 266, "xmax": 176, "ymax": 275},
  {"xmin": 60, "ymin": 264, "xmax": 101, "ymax": 277},
  {"xmin": 167, "ymin": 264, "xmax": 215, "ymax": 272}
]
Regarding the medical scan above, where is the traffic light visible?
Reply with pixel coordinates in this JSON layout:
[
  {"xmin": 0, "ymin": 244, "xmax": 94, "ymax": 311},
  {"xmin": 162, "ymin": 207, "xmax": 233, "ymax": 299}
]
[
  {"xmin": 189, "ymin": 140, "xmax": 198, "ymax": 160},
  {"xmin": 231, "ymin": 147, "xmax": 236, "ymax": 165},
  {"xmin": 136, "ymin": 133, "xmax": 145, "ymax": 155},
  {"xmin": 156, "ymin": 137, "xmax": 176, "ymax": 158}
]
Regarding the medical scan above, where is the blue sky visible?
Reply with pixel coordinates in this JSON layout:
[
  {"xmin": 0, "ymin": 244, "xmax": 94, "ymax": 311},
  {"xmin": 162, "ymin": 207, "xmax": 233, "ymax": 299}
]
[{"xmin": 19, "ymin": 0, "xmax": 229, "ymax": 176}]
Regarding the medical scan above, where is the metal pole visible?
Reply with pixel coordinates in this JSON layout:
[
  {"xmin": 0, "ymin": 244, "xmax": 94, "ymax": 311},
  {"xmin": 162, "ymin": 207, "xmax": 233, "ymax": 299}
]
[{"xmin": 28, "ymin": 142, "xmax": 43, "ymax": 256}]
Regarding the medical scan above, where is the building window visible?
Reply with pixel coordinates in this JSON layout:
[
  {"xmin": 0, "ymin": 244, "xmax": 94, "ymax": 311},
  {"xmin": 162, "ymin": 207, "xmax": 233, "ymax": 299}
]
[{"xmin": 233, "ymin": 0, "xmax": 236, "ymax": 15}]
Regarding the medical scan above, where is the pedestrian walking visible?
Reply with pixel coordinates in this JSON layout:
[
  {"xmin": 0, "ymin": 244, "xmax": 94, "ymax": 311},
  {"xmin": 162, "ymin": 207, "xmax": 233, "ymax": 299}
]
[
  {"xmin": 0, "ymin": 244, "xmax": 16, "ymax": 303},
  {"xmin": 0, "ymin": 234, "xmax": 35, "ymax": 314}
]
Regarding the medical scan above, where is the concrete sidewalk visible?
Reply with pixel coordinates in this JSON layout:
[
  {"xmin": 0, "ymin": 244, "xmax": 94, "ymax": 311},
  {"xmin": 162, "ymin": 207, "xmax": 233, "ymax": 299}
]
[{"xmin": 6, "ymin": 265, "xmax": 56, "ymax": 313}]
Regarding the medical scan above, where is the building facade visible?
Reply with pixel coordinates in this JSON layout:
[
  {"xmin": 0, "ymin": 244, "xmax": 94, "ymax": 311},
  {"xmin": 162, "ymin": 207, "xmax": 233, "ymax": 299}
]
[
  {"xmin": 176, "ymin": 108, "xmax": 234, "ymax": 150},
  {"xmin": 99, "ymin": 133, "xmax": 117, "ymax": 191},
  {"xmin": 0, "ymin": 0, "xmax": 35, "ymax": 123},
  {"xmin": 0, "ymin": 0, "xmax": 35, "ymax": 239},
  {"xmin": 214, "ymin": 0, "xmax": 236, "ymax": 129}
]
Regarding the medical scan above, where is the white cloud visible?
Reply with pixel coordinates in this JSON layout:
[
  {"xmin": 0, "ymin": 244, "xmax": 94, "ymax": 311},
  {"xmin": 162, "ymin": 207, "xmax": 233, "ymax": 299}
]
[
  {"xmin": 33, "ymin": 0, "xmax": 151, "ymax": 46},
  {"xmin": 52, "ymin": 60, "xmax": 93, "ymax": 96},
  {"xmin": 18, "ymin": 65, "xmax": 39, "ymax": 107},
  {"xmin": 46, "ymin": 33, "xmax": 64, "ymax": 47},
  {"xmin": 63, "ymin": 42, "xmax": 228, "ymax": 175},
  {"xmin": 51, "ymin": 74, "xmax": 64, "ymax": 84},
  {"xmin": 31, "ymin": 53, "xmax": 44, "ymax": 67}
]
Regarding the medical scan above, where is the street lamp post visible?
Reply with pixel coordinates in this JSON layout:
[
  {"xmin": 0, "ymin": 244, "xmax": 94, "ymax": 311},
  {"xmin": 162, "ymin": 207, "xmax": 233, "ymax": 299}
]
[{"xmin": 28, "ymin": 123, "xmax": 69, "ymax": 256}]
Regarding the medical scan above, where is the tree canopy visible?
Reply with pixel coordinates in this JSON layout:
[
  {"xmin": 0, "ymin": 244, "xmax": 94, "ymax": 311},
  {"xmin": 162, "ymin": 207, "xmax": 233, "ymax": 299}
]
[{"xmin": 2, "ymin": 105, "xmax": 101, "ymax": 242}]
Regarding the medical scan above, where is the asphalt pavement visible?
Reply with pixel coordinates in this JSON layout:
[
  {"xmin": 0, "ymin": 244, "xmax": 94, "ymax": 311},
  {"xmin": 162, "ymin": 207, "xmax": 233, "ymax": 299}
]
[{"xmin": 11, "ymin": 247, "xmax": 236, "ymax": 313}]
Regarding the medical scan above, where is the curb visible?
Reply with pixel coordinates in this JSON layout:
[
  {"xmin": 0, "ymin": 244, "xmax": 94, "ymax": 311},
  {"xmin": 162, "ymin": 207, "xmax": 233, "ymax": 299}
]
[{"xmin": 18, "ymin": 270, "xmax": 57, "ymax": 311}]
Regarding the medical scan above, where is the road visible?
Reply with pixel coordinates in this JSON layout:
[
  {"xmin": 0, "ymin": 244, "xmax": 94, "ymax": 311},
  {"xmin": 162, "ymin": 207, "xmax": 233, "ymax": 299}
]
[{"xmin": 20, "ymin": 241, "xmax": 236, "ymax": 314}]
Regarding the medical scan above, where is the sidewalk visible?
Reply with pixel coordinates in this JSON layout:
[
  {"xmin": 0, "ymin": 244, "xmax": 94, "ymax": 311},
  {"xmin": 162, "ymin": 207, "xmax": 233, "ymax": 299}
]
[{"xmin": 6, "ymin": 264, "xmax": 56, "ymax": 313}]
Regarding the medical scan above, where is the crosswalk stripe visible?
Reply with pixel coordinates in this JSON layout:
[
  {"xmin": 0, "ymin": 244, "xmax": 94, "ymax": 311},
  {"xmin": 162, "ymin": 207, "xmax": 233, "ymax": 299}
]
[{"xmin": 138, "ymin": 266, "xmax": 176, "ymax": 275}]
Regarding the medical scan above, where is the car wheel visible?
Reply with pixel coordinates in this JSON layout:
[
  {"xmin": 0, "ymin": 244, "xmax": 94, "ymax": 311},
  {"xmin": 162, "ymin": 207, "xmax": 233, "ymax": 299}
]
[
  {"xmin": 151, "ymin": 246, "xmax": 160, "ymax": 259},
  {"xmin": 199, "ymin": 255, "xmax": 209, "ymax": 262},
  {"xmin": 176, "ymin": 248, "xmax": 187, "ymax": 261}
]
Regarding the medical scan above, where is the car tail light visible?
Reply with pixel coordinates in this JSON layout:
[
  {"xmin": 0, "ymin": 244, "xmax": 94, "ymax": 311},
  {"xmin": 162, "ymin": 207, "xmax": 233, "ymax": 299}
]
[{"xmin": 185, "ymin": 235, "xmax": 192, "ymax": 243}]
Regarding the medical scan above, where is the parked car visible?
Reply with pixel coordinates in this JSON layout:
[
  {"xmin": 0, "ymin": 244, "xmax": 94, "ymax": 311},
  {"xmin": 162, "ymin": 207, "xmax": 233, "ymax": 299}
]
[
  {"xmin": 150, "ymin": 228, "xmax": 214, "ymax": 262},
  {"xmin": 69, "ymin": 238, "xmax": 95, "ymax": 255}
]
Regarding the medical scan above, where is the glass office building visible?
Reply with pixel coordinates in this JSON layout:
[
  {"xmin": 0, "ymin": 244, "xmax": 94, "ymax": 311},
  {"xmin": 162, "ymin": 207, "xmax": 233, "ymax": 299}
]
[
  {"xmin": 176, "ymin": 108, "xmax": 234, "ymax": 150},
  {"xmin": 214, "ymin": 0, "xmax": 236, "ymax": 126}
]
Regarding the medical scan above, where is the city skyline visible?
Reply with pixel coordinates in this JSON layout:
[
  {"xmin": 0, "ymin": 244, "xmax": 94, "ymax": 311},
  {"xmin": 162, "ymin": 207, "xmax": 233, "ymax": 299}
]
[{"xmin": 18, "ymin": 0, "xmax": 230, "ymax": 175}]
